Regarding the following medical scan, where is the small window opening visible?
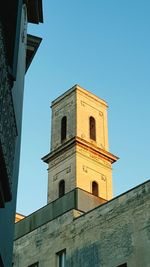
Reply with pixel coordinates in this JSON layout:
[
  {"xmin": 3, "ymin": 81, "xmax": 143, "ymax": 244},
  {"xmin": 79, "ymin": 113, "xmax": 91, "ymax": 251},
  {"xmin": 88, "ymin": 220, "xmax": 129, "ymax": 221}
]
[
  {"xmin": 61, "ymin": 116, "xmax": 67, "ymax": 142},
  {"xmin": 59, "ymin": 180, "xmax": 65, "ymax": 198},
  {"xmin": 28, "ymin": 262, "xmax": 39, "ymax": 267},
  {"xmin": 117, "ymin": 264, "xmax": 127, "ymax": 267},
  {"xmin": 92, "ymin": 181, "xmax": 98, "ymax": 196},
  {"xmin": 57, "ymin": 249, "xmax": 66, "ymax": 267},
  {"xmin": 89, "ymin": 116, "xmax": 96, "ymax": 141}
]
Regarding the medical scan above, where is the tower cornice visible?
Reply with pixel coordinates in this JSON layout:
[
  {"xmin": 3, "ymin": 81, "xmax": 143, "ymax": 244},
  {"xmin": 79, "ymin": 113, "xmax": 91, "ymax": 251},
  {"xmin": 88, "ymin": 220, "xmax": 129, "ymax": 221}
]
[
  {"xmin": 51, "ymin": 84, "xmax": 108, "ymax": 109},
  {"xmin": 42, "ymin": 137, "xmax": 119, "ymax": 165}
]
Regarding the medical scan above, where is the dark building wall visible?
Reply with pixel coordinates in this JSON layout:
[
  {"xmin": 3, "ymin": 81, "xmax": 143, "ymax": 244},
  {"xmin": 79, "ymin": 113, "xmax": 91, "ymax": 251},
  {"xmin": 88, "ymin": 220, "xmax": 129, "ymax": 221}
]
[
  {"xmin": 0, "ymin": 0, "xmax": 43, "ymax": 266},
  {"xmin": 0, "ymin": 0, "xmax": 23, "ymax": 80},
  {"xmin": 0, "ymin": 4, "xmax": 27, "ymax": 267}
]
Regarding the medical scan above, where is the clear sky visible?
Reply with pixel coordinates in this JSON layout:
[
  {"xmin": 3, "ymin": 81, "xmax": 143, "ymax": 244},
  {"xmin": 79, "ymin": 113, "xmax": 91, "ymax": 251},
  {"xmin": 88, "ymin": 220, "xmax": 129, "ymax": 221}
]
[{"xmin": 16, "ymin": 0, "xmax": 150, "ymax": 215}]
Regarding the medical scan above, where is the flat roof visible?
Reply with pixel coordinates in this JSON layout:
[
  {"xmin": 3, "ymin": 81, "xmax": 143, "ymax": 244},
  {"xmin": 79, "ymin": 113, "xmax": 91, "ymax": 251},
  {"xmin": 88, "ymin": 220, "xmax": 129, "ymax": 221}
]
[{"xmin": 51, "ymin": 84, "xmax": 108, "ymax": 108}]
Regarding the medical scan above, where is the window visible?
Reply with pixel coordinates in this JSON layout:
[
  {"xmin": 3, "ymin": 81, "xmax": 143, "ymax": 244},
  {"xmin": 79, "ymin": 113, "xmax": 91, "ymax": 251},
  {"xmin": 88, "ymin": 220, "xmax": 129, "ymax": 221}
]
[
  {"xmin": 89, "ymin": 116, "xmax": 96, "ymax": 141},
  {"xmin": 117, "ymin": 264, "xmax": 127, "ymax": 267},
  {"xmin": 61, "ymin": 116, "xmax": 67, "ymax": 142},
  {"xmin": 59, "ymin": 180, "xmax": 65, "ymax": 198},
  {"xmin": 0, "ymin": 254, "xmax": 4, "ymax": 267},
  {"xmin": 92, "ymin": 181, "xmax": 98, "ymax": 196},
  {"xmin": 57, "ymin": 250, "xmax": 66, "ymax": 267},
  {"xmin": 28, "ymin": 262, "xmax": 39, "ymax": 267}
]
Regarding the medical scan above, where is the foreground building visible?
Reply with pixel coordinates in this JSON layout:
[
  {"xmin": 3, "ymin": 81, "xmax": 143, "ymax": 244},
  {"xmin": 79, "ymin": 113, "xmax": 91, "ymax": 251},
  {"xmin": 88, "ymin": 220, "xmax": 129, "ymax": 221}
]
[
  {"xmin": 0, "ymin": 1, "xmax": 43, "ymax": 266},
  {"xmin": 13, "ymin": 85, "xmax": 150, "ymax": 267}
]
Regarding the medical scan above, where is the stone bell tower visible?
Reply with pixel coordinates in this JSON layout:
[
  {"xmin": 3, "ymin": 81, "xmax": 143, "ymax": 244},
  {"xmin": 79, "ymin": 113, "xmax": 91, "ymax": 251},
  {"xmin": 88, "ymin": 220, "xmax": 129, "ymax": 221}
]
[{"xmin": 42, "ymin": 85, "xmax": 118, "ymax": 206}]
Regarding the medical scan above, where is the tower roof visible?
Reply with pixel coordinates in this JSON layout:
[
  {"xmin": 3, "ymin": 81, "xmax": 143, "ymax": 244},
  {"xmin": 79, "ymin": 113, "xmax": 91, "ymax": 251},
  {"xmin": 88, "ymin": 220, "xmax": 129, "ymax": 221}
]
[{"xmin": 51, "ymin": 84, "xmax": 108, "ymax": 108}]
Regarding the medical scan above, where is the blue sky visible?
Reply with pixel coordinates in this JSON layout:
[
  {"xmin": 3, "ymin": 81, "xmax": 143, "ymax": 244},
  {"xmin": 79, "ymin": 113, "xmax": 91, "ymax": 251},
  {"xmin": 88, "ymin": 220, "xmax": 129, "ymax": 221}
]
[{"xmin": 17, "ymin": 0, "xmax": 150, "ymax": 215}]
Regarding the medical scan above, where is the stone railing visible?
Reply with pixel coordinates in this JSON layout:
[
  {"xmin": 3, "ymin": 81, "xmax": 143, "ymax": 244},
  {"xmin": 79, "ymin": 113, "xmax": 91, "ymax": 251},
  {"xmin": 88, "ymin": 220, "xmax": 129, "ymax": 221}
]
[{"xmin": 0, "ymin": 21, "xmax": 17, "ymax": 202}]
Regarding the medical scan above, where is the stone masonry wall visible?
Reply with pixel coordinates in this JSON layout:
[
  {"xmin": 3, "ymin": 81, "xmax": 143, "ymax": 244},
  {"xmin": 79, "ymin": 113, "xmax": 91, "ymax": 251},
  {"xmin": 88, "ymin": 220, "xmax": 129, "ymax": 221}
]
[
  {"xmin": 13, "ymin": 180, "xmax": 150, "ymax": 267},
  {"xmin": 0, "ymin": 21, "xmax": 18, "ymax": 198}
]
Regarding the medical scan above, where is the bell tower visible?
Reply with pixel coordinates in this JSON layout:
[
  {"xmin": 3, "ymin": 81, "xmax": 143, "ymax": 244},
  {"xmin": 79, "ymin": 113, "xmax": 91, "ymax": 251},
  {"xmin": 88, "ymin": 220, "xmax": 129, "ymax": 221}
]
[{"xmin": 43, "ymin": 85, "xmax": 118, "ymax": 205}]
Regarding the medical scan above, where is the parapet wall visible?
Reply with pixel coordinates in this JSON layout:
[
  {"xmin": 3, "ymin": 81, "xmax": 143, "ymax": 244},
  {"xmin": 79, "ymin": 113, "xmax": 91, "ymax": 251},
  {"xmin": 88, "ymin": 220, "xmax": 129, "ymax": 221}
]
[{"xmin": 14, "ymin": 180, "xmax": 150, "ymax": 267}]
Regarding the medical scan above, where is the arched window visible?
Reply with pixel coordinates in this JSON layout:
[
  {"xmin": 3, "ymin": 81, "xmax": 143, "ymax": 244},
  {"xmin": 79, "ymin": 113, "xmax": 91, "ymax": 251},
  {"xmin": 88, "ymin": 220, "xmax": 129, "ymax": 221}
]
[
  {"xmin": 59, "ymin": 180, "xmax": 65, "ymax": 197},
  {"xmin": 61, "ymin": 116, "xmax": 67, "ymax": 142},
  {"xmin": 92, "ymin": 181, "xmax": 98, "ymax": 196},
  {"xmin": 89, "ymin": 116, "xmax": 96, "ymax": 141}
]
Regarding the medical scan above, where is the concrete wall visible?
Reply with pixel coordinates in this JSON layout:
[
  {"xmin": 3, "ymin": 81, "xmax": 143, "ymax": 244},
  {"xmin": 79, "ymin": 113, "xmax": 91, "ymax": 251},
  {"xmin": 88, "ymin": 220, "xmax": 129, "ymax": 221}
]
[{"xmin": 13, "ymin": 180, "xmax": 150, "ymax": 267}]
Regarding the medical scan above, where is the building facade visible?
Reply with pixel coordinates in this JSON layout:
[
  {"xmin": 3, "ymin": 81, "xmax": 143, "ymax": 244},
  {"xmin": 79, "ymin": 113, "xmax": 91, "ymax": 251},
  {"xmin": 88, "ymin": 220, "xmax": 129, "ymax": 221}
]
[
  {"xmin": 0, "ymin": 1, "xmax": 43, "ymax": 266},
  {"xmin": 13, "ymin": 85, "xmax": 150, "ymax": 267}
]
